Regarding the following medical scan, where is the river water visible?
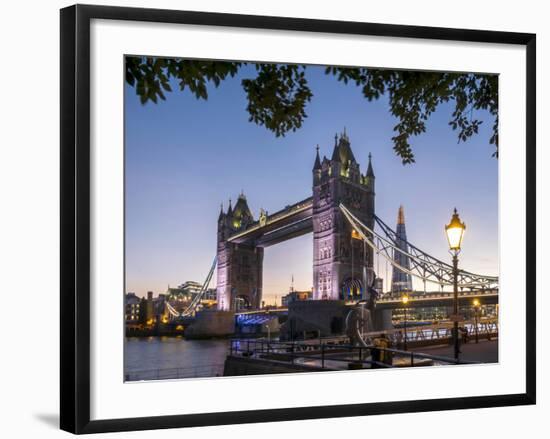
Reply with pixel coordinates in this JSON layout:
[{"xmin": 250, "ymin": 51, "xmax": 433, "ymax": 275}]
[{"xmin": 125, "ymin": 337, "xmax": 230, "ymax": 381}]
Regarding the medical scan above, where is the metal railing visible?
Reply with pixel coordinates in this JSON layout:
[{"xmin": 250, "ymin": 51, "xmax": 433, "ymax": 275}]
[
  {"xmin": 228, "ymin": 338, "xmax": 475, "ymax": 370},
  {"xmin": 358, "ymin": 319, "xmax": 499, "ymax": 346}
]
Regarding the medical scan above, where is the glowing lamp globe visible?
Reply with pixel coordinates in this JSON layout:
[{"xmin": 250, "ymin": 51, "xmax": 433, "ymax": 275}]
[{"xmin": 445, "ymin": 208, "xmax": 466, "ymax": 251}]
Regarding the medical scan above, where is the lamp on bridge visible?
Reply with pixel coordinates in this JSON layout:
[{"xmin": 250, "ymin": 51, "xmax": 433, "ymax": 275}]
[
  {"xmin": 445, "ymin": 208, "xmax": 466, "ymax": 362},
  {"xmin": 401, "ymin": 294, "xmax": 409, "ymax": 351}
]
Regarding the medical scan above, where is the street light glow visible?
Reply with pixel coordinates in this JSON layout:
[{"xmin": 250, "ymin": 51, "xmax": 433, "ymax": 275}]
[{"xmin": 445, "ymin": 208, "xmax": 466, "ymax": 251}]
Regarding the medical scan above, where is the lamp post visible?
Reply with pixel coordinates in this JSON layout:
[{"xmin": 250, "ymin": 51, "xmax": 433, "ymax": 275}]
[
  {"xmin": 445, "ymin": 208, "xmax": 466, "ymax": 362},
  {"xmin": 472, "ymin": 298, "xmax": 480, "ymax": 344},
  {"xmin": 401, "ymin": 294, "xmax": 409, "ymax": 351}
]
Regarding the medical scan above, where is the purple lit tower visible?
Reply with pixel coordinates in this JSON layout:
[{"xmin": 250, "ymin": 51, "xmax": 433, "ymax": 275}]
[
  {"xmin": 216, "ymin": 194, "xmax": 263, "ymax": 311},
  {"xmin": 391, "ymin": 205, "xmax": 413, "ymax": 294},
  {"xmin": 312, "ymin": 131, "xmax": 375, "ymax": 301}
]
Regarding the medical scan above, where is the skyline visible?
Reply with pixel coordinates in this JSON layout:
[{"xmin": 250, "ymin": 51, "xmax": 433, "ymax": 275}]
[{"xmin": 125, "ymin": 62, "xmax": 498, "ymax": 304}]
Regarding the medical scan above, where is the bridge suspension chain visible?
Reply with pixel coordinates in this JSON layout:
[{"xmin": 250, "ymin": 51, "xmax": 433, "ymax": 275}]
[
  {"xmin": 373, "ymin": 214, "xmax": 498, "ymax": 287},
  {"xmin": 339, "ymin": 204, "xmax": 498, "ymax": 290},
  {"xmin": 165, "ymin": 301, "xmax": 181, "ymax": 318}
]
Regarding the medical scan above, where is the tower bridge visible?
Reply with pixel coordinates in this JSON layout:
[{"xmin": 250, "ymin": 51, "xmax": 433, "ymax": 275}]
[
  {"xmin": 217, "ymin": 131, "xmax": 376, "ymax": 311},
  {"xmin": 173, "ymin": 130, "xmax": 497, "ymax": 337}
]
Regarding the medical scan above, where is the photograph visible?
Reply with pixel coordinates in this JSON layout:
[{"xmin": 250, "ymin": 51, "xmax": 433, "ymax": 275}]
[
  {"xmin": 123, "ymin": 56, "xmax": 499, "ymax": 381},
  {"xmin": 0, "ymin": 0, "xmax": 542, "ymax": 436}
]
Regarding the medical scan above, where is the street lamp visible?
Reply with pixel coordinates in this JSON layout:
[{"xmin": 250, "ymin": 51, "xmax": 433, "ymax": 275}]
[
  {"xmin": 472, "ymin": 298, "xmax": 480, "ymax": 344},
  {"xmin": 445, "ymin": 208, "xmax": 466, "ymax": 362},
  {"xmin": 401, "ymin": 294, "xmax": 409, "ymax": 351}
]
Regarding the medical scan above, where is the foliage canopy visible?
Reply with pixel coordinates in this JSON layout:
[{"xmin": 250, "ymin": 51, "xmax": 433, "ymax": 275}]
[{"xmin": 126, "ymin": 57, "xmax": 498, "ymax": 164}]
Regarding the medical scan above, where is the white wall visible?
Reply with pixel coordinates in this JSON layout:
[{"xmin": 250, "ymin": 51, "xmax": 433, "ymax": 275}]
[{"xmin": 0, "ymin": 0, "xmax": 546, "ymax": 437}]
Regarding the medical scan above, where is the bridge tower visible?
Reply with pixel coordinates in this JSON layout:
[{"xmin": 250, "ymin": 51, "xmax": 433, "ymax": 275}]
[
  {"xmin": 216, "ymin": 194, "xmax": 263, "ymax": 311},
  {"xmin": 391, "ymin": 205, "xmax": 413, "ymax": 294},
  {"xmin": 312, "ymin": 131, "xmax": 375, "ymax": 301}
]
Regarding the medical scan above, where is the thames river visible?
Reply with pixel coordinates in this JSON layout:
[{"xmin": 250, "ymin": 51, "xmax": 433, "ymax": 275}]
[{"xmin": 125, "ymin": 337, "xmax": 229, "ymax": 381}]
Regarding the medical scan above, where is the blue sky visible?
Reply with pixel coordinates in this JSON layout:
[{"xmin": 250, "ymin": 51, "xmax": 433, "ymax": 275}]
[{"xmin": 125, "ymin": 63, "xmax": 498, "ymax": 304}]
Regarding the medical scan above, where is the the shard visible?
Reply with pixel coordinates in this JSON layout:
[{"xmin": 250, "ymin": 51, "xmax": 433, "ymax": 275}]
[{"xmin": 391, "ymin": 205, "xmax": 413, "ymax": 294}]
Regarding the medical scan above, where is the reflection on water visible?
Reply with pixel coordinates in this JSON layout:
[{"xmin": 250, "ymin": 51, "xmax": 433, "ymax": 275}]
[{"xmin": 125, "ymin": 337, "xmax": 229, "ymax": 381}]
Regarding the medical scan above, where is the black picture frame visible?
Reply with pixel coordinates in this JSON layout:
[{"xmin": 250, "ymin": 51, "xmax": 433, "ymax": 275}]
[{"xmin": 60, "ymin": 4, "xmax": 536, "ymax": 434}]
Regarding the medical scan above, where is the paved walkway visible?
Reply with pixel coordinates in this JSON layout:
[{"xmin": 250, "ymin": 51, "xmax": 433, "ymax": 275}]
[{"xmin": 412, "ymin": 339, "xmax": 498, "ymax": 363}]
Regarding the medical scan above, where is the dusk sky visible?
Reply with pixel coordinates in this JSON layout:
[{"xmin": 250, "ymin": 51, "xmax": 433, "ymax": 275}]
[{"xmin": 125, "ymin": 62, "xmax": 498, "ymax": 304}]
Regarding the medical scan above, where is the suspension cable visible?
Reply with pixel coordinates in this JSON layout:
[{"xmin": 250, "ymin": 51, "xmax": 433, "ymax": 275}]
[
  {"xmin": 339, "ymin": 204, "xmax": 498, "ymax": 290},
  {"xmin": 167, "ymin": 256, "xmax": 217, "ymax": 319}
]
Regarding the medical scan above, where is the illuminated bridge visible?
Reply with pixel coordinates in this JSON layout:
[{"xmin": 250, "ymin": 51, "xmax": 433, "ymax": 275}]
[{"xmin": 168, "ymin": 131, "xmax": 498, "ymax": 339}]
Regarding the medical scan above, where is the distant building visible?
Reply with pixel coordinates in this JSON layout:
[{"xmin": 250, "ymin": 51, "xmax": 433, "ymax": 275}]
[
  {"xmin": 180, "ymin": 280, "xmax": 202, "ymax": 294},
  {"xmin": 125, "ymin": 292, "xmax": 140, "ymax": 323},
  {"xmin": 165, "ymin": 282, "xmax": 218, "ymax": 313},
  {"xmin": 167, "ymin": 281, "xmax": 202, "ymax": 301},
  {"xmin": 144, "ymin": 291, "xmax": 155, "ymax": 324},
  {"xmin": 282, "ymin": 290, "xmax": 313, "ymax": 307},
  {"xmin": 124, "ymin": 282, "xmax": 217, "ymax": 327},
  {"xmin": 391, "ymin": 205, "xmax": 413, "ymax": 294}
]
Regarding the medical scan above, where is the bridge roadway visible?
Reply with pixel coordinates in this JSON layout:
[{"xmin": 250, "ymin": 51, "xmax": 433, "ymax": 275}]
[
  {"xmin": 235, "ymin": 289, "xmax": 498, "ymax": 319},
  {"xmin": 375, "ymin": 289, "xmax": 498, "ymax": 309}
]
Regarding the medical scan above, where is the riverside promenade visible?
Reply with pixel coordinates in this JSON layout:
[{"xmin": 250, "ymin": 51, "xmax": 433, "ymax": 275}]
[{"xmin": 413, "ymin": 339, "xmax": 498, "ymax": 363}]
